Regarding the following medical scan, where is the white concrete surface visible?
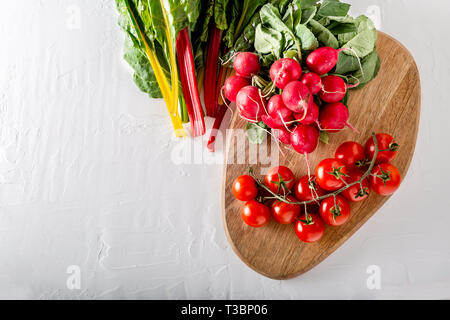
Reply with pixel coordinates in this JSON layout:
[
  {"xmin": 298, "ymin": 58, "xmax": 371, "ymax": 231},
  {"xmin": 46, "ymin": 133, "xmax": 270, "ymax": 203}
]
[{"xmin": 0, "ymin": 0, "xmax": 449, "ymax": 299}]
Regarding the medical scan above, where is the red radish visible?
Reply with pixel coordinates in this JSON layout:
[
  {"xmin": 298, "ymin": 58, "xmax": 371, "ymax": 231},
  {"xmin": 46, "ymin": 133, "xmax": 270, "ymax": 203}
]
[
  {"xmin": 269, "ymin": 58, "xmax": 302, "ymax": 89},
  {"xmin": 290, "ymin": 124, "xmax": 319, "ymax": 154},
  {"xmin": 294, "ymin": 102, "xmax": 319, "ymax": 125},
  {"xmin": 267, "ymin": 95, "xmax": 292, "ymax": 120},
  {"xmin": 236, "ymin": 86, "xmax": 266, "ymax": 123},
  {"xmin": 282, "ymin": 81, "xmax": 313, "ymax": 114},
  {"xmin": 223, "ymin": 75, "xmax": 249, "ymax": 102},
  {"xmin": 318, "ymin": 102, "xmax": 355, "ymax": 131},
  {"xmin": 306, "ymin": 47, "xmax": 342, "ymax": 75},
  {"xmin": 319, "ymin": 75, "xmax": 347, "ymax": 103},
  {"xmin": 261, "ymin": 95, "xmax": 293, "ymax": 129},
  {"xmin": 261, "ymin": 115, "xmax": 282, "ymax": 129},
  {"xmin": 233, "ymin": 52, "xmax": 260, "ymax": 79},
  {"xmin": 274, "ymin": 127, "xmax": 292, "ymax": 145},
  {"xmin": 301, "ymin": 72, "xmax": 322, "ymax": 95}
]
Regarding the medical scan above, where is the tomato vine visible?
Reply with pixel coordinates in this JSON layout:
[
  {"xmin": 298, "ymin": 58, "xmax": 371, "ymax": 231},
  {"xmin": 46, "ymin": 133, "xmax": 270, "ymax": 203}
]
[{"xmin": 248, "ymin": 132, "xmax": 381, "ymax": 218}]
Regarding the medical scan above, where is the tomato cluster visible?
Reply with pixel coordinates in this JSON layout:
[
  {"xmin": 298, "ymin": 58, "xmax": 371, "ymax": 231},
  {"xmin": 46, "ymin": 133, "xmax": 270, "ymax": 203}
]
[{"xmin": 231, "ymin": 133, "xmax": 402, "ymax": 244}]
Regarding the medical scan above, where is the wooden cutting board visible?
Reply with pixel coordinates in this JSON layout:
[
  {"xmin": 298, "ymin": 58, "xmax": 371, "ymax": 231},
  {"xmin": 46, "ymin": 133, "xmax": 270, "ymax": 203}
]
[{"xmin": 222, "ymin": 31, "xmax": 421, "ymax": 280}]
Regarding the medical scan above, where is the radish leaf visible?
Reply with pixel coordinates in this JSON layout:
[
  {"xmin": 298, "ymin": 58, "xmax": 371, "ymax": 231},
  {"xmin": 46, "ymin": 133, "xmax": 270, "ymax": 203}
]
[{"xmin": 246, "ymin": 122, "xmax": 269, "ymax": 145}]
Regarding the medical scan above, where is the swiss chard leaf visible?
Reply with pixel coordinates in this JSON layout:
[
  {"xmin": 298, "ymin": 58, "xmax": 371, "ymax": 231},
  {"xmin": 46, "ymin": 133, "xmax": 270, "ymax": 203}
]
[
  {"xmin": 234, "ymin": 13, "xmax": 260, "ymax": 51},
  {"xmin": 223, "ymin": 0, "xmax": 243, "ymax": 48},
  {"xmin": 223, "ymin": 0, "xmax": 284, "ymax": 61},
  {"xmin": 116, "ymin": 0, "xmax": 167, "ymax": 96},
  {"xmin": 200, "ymin": 0, "xmax": 215, "ymax": 42},
  {"xmin": 116, "ymin": 0, "xmax": 187, "ymax": 136},
  {"xmin": 193, "ymin": 36, "xmax": 205, "ymax": 69},
  {"xmin": 224, "ymin": 0, "xmax": 267, "ymax": 48},
  {"xmin": 123, "ymin": 37, "xmax": 162, "ymax": 98},
  {"xmin": 234, "ymin": 0, "xmax": 267, "ymax": 38},
  {"xmin": 214, "ymin": 0, "xmax": 231, "ymax": 30}
]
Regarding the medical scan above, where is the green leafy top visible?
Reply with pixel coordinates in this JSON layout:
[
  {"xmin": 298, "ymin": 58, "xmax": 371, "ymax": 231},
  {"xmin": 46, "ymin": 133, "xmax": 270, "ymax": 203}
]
[
  {"xmin": 244, "ymin": 0, "xmax": 380, "ymax": 89},
  {"xmin": 200, "ymin": 0, "xmax": 215, "ymax": 42},
  {"xmin": 115, "ymin": 0, "xmax": 203, "ymax": 98},
  {"xmin": 116, "ymin": 0, "xmax": 165, "ymax": 98},
  {"xmin": 246, "ymin": 122, "xmax": 269, "ymax": 145},
  {"xmin": 214, "ymin": 0, "xmax": 231, "ymax": 30}
]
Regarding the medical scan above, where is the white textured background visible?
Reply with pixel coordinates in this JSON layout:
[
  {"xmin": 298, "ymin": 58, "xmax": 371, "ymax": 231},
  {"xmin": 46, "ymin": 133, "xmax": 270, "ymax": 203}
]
[{"xmin": 1, "ymin": 0, "xmax": 449, "ymax": 299}]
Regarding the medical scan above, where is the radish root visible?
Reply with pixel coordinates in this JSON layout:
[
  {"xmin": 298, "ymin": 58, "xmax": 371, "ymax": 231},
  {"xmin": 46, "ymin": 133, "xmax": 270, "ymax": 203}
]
[
  {"xmin": 220, "ymin": 86, "xmax": 234, "ymax": 118},
  {"xmin": 220, "ymin": 52, "xmax": 239, "ymax": 66}
]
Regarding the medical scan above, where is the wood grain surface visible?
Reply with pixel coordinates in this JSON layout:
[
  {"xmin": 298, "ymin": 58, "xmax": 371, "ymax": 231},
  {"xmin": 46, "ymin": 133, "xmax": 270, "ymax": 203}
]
[{"xmin": 222, "ymin": 31, "xmax": 421, "ymax": 280}]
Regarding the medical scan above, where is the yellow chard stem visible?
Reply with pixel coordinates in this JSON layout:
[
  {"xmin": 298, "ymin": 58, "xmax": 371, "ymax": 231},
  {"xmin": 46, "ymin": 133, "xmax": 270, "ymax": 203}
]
[
  {"xmin": 124, "ymin": 0, "xmax": 185, "ymax": 137},
  {"xmin": 159, "ymin": 0, "xmax": 184, "ymax": 138}
]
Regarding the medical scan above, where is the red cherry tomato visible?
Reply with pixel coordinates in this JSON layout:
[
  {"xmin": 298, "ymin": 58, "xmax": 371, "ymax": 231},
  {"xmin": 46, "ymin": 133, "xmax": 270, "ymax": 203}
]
[
  {"xmin": 294, "ymin": 213, "xmax": 325, "ymax": 243},
  {"xmin": 294, "ymin": 175, "xmax": 326, "ymax": 206},
  {"xmin": 365, "ymin": 133, "xmax": 399, "ymax": 164},
  {"xmin": 265, "ymin": 166, "xmax": 295, "ymax": 194},
  {"xmin": 315, "ymin": 158, "xmax": 348, "ymax": 191},
  {"xmin": 341, "ymin": 169, "xmax": 370, "ymax": 202},
  {"xmin": 319, "ymin": 195, "xmax": 351, "ymax": 226},
  {"xmin": 271, "ymin": 195, "xmax": 301, "ymax": 224},
  {"xmin": 369, "ymin": 163, "xmax": 402, "ymax": 196},
  {"xmin": 232, "ymin": 175, "xmax": 258, "ymax": 201},
  {"xmin": 241, "ymin": 201, "xmax": 271, "ymax": 228},
  {"xmin": 335, "ymin": 141, "xmax": 367, "ymax": 170}
]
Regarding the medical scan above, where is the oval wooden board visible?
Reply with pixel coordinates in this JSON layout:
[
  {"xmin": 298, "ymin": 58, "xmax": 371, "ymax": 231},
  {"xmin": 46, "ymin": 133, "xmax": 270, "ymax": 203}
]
[{"xmin": 222, "ymin": 32, "xmax": 421, "ymax": 280}]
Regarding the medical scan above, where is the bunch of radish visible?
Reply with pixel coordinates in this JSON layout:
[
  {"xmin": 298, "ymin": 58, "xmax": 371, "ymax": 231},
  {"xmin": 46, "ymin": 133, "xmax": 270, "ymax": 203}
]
[{"xmin": 224, "ymin": 47, "xmax": 359, "ymax": 157}]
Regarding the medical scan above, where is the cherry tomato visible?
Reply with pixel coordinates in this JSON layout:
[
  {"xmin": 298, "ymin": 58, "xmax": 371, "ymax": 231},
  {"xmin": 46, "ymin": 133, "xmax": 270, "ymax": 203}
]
[
  {"xmin": 315, "ymin": 158, "xmax": 348, "ymax": 191},
  {"xmin": 271, "ymin": 195, "xmax": 301, "ymax": 224},
  {"xmin": 294, "ymin": 213, "xmax": 325, "ymax": 243},
  {"xmin": 341, "ymin": 169, "xmax": 370, "ymax": 202},
  {"xmin": 369, "ymin": 163, "xmax": 402, "ymax": 196},
  {"xmin": 365, "ymin": 133, "xmax": 399, "ymax": 164},
  {"xmin": 232, "ymin": 175, "xmax": 258, "ymax": 201},
  {"xmin": 241, "ymin": 201, "xmax": 271, "ymax": 228},
  {"xmin": 294, "ymin": 175, "xmax": 326, "ymax": 201},
  {"xmin": 319, "ymin": 195, "xmax": 351, "ymax": 226},
  {"xmin": 265, "ymin": 166, "xmax": 295, "ymax": 194},
  {"xmin": 335, "ymin": 141, "xmax": 368, "ymax": 170}
]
